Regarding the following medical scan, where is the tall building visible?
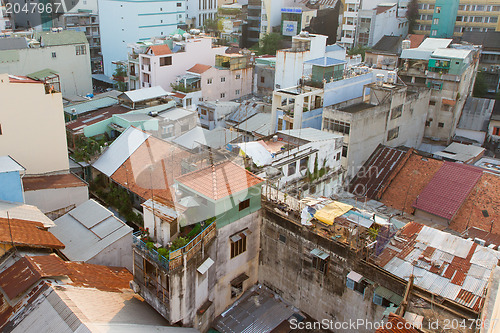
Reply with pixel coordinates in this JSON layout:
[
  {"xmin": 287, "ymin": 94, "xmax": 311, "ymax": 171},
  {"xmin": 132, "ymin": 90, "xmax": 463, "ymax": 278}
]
[
  {"xmin": 185, "ymin": 0, "xmax": 218, "ymax": 28},
  {"xmin": 415, "ymin": 0, "xmax": 500, "ymax": 37},
  {"xmin": 98, "ymin": 0, "xmax": 186, "ymax": 76}
]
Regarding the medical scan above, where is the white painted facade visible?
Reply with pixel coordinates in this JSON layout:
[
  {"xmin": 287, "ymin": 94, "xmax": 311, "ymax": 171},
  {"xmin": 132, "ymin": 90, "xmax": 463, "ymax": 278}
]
[
  {"xmin": 185, "ymin": 0, "xmax": 217, "ymax": 28},
  {"xmin": 197, "ymin": 66, "xmax": 253, "ymax": 102},
  {"xmin": 24, "ymin": 185, "xmax": 89, "ymax": 217},
  {"xmin": 99, "ymin": 0, "xmax": 187, "ymax": 76},
  {"xmin": 275, "ymin": 33, "xmax": 329, "ymax": 90},
  {"xmin": 130, "ymin": 36, "xmax": 226, "ymax": 91},
  {"xmin": 0, "ymin": 74, "xmax": 69, "ymax": 175}
]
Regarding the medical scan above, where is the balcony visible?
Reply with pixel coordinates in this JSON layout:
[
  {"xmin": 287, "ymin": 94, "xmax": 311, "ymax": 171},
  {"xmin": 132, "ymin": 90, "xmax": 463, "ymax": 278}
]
[
  {"xmin": 132, "ymin": 219, "xmax": 216, "ymax": 272},
  {"xmin": 343, "ymin": 23, "xmax": 356, "ymax": 31},
  {"xmin": 142, "ymin": 64, "xmax": 151, "ymax": 72}
]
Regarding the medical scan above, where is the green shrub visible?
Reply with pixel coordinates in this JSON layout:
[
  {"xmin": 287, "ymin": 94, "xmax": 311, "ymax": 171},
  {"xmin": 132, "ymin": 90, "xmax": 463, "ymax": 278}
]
[
  {"xmin": 187, "ymin": 224, "xmax": 202, "ymax": 240},
  {"xmin": 157, "ymin": 247, "xmax": 169, "ymax": 258},
  {"xmin": 171, "ymin": 237, "xmax": 189, "ymax": 251},
  {"xmin": 146, "ymin": 242, "xmax": 155, "ymax": 250}
]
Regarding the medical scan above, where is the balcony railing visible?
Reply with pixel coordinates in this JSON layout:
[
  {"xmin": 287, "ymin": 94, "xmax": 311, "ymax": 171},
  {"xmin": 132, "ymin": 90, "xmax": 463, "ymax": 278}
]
[{"xmin": 133, "ymin": 220, "xmax": 217, "ymax": 272}]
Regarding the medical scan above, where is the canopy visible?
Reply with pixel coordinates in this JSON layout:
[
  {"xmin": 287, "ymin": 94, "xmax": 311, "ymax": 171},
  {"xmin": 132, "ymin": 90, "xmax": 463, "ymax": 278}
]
[{"xmin": 314, "ymin": 201, "xmax": 353, "ymax": 225}]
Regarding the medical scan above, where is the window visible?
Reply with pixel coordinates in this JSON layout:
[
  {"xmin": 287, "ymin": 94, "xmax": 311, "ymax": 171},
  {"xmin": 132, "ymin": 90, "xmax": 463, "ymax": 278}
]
[
  {"xmin": 346, "ymin": 276, "xmax": 368, "ymax": 295},
  {"xmin": 239, "ymin": 199, "xmax": 250, "ymax": 211},
  {"xmin": 387, "ymin": 127, "xmax": 399, "ymax": 141},
  {"xmin": 260, "ymin": 76, "xmax": 265, "ymax": 83},
  {"xmin": 75, "ymin": 45, "xmax": 86, "ymax": 55},
  {"xmin": 207, "ymin": 78, "xmax": 212, "ymax": 84},
  {"xmin": 185, "ymin": 98, "xmax": 192, "ymax": 107},
  {"xmin": 425, "ymin": 120, "xmax": 431, "ymax": 127},
  {"xmin": 390, "ymin": 105, "xmax": 402, "ymax": 120},
  {"xmin": 220, "ymin": 93, "xmax": 225, "ymax": 98},
  {"xmin": 493, "ymin": 127, "xmax": 500, "ymax": 136},
  {"xmin": 160, "ymin": 56, "xmax": 172, "ymax": 66},
  {"xmin": 235, "ymin": 89, "xmax": 240, "ymax": 95},
  {"xmin": 230, "ymin": 231, "xmax": 247, "ymax": 258},
  {"xmin": 433, "ymin": 18, "xmax": 439, "ymax": 25},
  {"xmin": 287, "ymin": 162, "xmax": 296, "ymax": 175},
  {"xmin": 435, "ymin": 6, "xmax": 441, "ymax": 13},
  {"xmin": 235, "ymin": 74, "xmax": 241, "ymax": 79},
  {"xmin": 311, "ymin": 249, "xmax": 329, "ymax": 274},
  {"xmin": 474, "ymin": 16, "xmax": 483, "ymax": 22},
  {"xmin": 299, "ymin": 157, "xmax": 309, "ymax": 172},
  {"xmin": 310, "ymin": 184, "xmax": 316, "ymax": 194},
  {"xmin": 323, "ymin": 118, "xmax": 350, "ymax": 134},
  {"xmin": 52, "ymin": 52, "xmax": 57, "ymax": 58},
  {"xmin": 438, "ymin": 122, "xmax": 444, "ymax": 128},
  {"xmin": 279, "ymin": 234, "xmax": 286, "ymax": 243},
  {"xmin": 429, "ymin": 100, "xmax": 436, "ymax": 106},
  {"xmin": 177, "ymin": 2, "xmax": 181, "ymax": 6},
  {"xmin": 342, "ymin": 145, "xmax": 348, "ymax": 158},
  {"xmin": 336, "ymin": 152, "xmax": 340, "ymax": 160},
  {"xmin": 221, "ymin": 77, "xmax": 225, "ymax": 82},
  {"xmin": 431, "ymin": 30, "xmax": 437, "ymax": 36},
  {"xmin": 201, "ymin": 109, "xmax": 207, "ymax": 116},
  {"xmin": 0, "ymin": 124, "xmax": 2, "ymax": 135}
]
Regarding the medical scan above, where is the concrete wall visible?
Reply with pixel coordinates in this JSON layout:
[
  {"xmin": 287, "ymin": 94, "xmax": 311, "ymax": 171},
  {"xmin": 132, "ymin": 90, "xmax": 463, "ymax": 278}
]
[
  {"xmin": 0, "ymin": 44, "xmax": 92, "ymax": 97},
  {"xmin": 254, "ymin": 64, "xmax": 275, "ymax": 97},
  {"xmin": 0, "ymin": 75, "xmax": 69, "ymax": 175},
  {"xmin": 0, "ymin": 171, "xmax": 24, "ymax": 203},
  {"xmin": 24, "ymin": 185, "xmax": 89, "ymax": 215},
  {"xmin": 88, "ymin": 232, "xmax": 133, "ymax": 272},
  {"xmin": 323, "ymin": 73, "xmax": 374, "ymax": 107}
]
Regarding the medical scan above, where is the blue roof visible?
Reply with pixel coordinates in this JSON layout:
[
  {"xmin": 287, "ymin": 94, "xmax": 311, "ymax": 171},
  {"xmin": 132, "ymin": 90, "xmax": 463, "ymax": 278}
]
[
  {"xmin": 325, "ymin": 44, "xmax": 344, "ymax": 52},
  {"xmin": 304, "ymin": 57, "xmax": 346, "ymax": 67}
]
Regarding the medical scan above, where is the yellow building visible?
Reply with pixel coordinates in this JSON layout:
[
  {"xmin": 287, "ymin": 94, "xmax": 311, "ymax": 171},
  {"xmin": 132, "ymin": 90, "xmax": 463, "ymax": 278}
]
[{"xmin": 415, "ymin": 0, "xmax": 500, "ymax": 36}]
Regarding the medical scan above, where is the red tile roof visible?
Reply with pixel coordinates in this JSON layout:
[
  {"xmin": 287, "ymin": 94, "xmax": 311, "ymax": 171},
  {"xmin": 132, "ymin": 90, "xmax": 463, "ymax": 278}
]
[
  {"xmin": 412, "ymin": 162, "xmax": 483, "ymax": 220},
  {"xmin": 22, "ymin": 173, "xmax": 87, "ymax": 191},
  {"xmin": 380, "ymin": 154, "xmax": 444, "ymax": 214},
  {"xmin": 376, "ymin": 4, "xmax": 394, "ymax": 14},
  {"xmin": 147, "ymin": 44, "xmax": 172, "ymax": 56},
  {"xmin": 407, "ymin": 34, "xmax": 426, "ymax": 49},
  {"xmin": 0, "ymin": 255, "xmax": 132, "ymax": 301},
  {"xmin": 172, "ymin": 92, "xmax": 187, "ymax": 99},
  {"xmin": 176, "ymin": 161, "xmax": 264, "ymax": 200},
  {"xmin": 449, "ymin": 172, "xmax": 500, "ymax": 234},
  {"xmin": 8, "ymin": 76, "xmax": 41, "ymax": 84},
  {"xmin": 187, "ymin": 63, "xmax": 212, "ymax": 74},
  {"xmin": 376, "ymin": 313, "xmax": 423, "ymax": 333},
  {"xmin": 0, "ymin": 218, "xmax": 64, "ymax": 249}
]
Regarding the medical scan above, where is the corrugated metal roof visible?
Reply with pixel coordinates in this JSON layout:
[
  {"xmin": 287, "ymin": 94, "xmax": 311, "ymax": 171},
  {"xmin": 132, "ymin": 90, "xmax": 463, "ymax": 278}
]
[
  {"xmin": 0, "ymin": 37, "xmax": 28, "ymax": 50},
  {"xmin": 38, "ymin": 30, "xmax": 88, "ymax": 46},
  {"xmin": 304, "ymin": 56, "xmax": 346, "ymax": 67},
  {"xmin": 278, "ymin": 128, "xmax": 342, "ymax": 142},
  {"xmin": 92, "ymin": 126, "xmax": 150, "ymax": 177},
  {"xmin": 457, "ymin": 97, "xmax": 495, "ymax": 132},
  {"xmin": 0, "ymin": 200, "xmax": 54, "ymax": 228},
  {"xmin": 51, "ymin": 200, "xmax": 132, "ymax": 262},
  {"xmin": 235, "ymin": 113, "xmax": 273, "ymax": 137},
  {"xmin": 64, "ymin": 97, "xmax": 118, "ymax": 116},
  {"xmin": 173, "ymin": 127, "xmax": 241, "ymax": 150},
  {"xmin": 119, "ymin": 86, "xmax": 170, "ymax": 103}
]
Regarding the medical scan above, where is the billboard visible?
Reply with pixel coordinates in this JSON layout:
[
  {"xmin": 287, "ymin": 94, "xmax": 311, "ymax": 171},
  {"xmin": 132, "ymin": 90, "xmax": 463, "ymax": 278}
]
[{"xmin": 283, "ymin": 20, "xmax": 298, "ymax": 37}]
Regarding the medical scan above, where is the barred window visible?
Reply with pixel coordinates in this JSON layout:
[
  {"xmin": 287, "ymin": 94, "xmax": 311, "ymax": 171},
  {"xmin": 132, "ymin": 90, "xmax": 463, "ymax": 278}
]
[
  {"xmin": 75, "ymin": 45, "xmax": 86, "ymax": 55},
  {"xmin": 323, "ymin": 118, "xmax": 350, "ymax": 134}
]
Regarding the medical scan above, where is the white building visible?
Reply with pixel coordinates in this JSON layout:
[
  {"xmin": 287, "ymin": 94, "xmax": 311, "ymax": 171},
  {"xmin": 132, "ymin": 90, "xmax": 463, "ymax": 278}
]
[
  {"xmin": 0, "ymin": 73, "xmax": 69, "ymax": 175},
  {"xmin": 186, "ymin": 0, "xmax": 218, "ymax": 28},
  {"xmin": 341, "ymin": 1, "xmax": 408, "ymax": 48},
  {"xmin": 52, "ymin": 199, "xmax": 133, "ymax": 271},
  {"xmin": 0, "ymin": 31, "xmax": 92, "ymax": 97},
  {"xmin": 98, "ymin": 0, "xmax": 187, "ymax": 76},
  {"xmin": 128, "ymin": 35, "xmax": 226, "ymax": 91}
]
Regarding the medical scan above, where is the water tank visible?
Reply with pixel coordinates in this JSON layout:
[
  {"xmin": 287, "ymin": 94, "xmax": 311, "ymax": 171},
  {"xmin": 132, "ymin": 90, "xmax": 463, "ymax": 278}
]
[
  {"xmin": 387, "ymin": 71, "xmax": 397, "ymax": 84},
  {"xmin": 190, "ymin": 29, "xmax": 201, "ymax": 35},
  {"xmin": 402, "ymin": 40, "xmax": 411, "ymax": 50},
  {"xmin": 299, "ymin": 31, "xmax": 309, "ymax": 37},
  {"xmin": 376, "ymin": 74, "xmax": 385, "ymax": 86},
  {"xmin": 173, "ymin": 34, "xmax": 182, "ymax": 41},
  {"xmin": 183, "ymin": 33, "xmax": 192, "ymax": 39},
  {"xmin": 361, "ymin": 66, "xmax": 369, "ymax": 74}
]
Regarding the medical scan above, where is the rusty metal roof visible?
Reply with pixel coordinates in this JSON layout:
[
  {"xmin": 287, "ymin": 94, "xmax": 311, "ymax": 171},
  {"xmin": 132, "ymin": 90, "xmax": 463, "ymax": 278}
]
[
  {"xmin": 374, "ymin": 222, "xmax": 500, "ymax": 312},
  {"xmin": 0, "ymin": 218, "xmax": 64, "ymax": 250}
]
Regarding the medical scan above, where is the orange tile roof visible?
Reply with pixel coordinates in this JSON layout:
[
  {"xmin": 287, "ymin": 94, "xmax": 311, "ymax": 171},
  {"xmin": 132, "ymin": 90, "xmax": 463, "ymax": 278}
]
[
  {"xmin": 187, "ymin": 63, "xmax": 212, "ymax": 74},
  {"xmin": 0, "ymin": 218, "xmax": 64, "ymax": 249},
  {"xmin": 380, "ymin": 154, "xmax": 443, "ymax": 214},
  {"xmin": 376, "ymin": 313, "xmax": 423, "ymax": 332},
  {"xmin": 110, "ymin": 136, "xmax": 193, "ymax": 202},
  {"xmin": 176, "ymin": 161, "xmax": 264, "ymax": 200},
  {"xmin": 147, "ymin": 44, "xmax": 172, "ymax": 56},
  {"xmin": 408, "ymin": 34, "xmax": 426, "ymax": 49},
  {"xmin": 22, "ymin": 173, "xmax": 87, "ymax": 191},
  {"xmin": 0, "ymin": 255, "xmax": 132, "ymax": 301},
  {"xmin": 449, "ymin": 172, "xmax": 500, "ymax": 234}
]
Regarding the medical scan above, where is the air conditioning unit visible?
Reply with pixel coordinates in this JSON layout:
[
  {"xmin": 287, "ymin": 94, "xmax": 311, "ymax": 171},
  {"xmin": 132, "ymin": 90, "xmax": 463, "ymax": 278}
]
[
  {"xmin": 474, "ymin": 238, "xmax": 486, "ymax": 246},
  {"xmin": 482, "ymin": 67, "xmax": 488, "ymax": 71}
]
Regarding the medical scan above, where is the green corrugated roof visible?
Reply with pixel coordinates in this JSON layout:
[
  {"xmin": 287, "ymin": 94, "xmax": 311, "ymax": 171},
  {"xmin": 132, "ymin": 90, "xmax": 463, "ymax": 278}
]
[
  {"xmin": 64, "ymin": 96, "xmax": 118, "ymax": 115},
  {"xmin": 27, "ymin": 68, "xmax": 58, "ymax": 80},
  {"xmin": 37, "ymin": 30, "xmax": 88, "ymax": 46},
  {"xmin": 374, "ymin": 286, "xmax": 403, "ymax": 305},
  {"xmin": 170, "ymin": 28, "xmax": 187, "ymax": 36}
]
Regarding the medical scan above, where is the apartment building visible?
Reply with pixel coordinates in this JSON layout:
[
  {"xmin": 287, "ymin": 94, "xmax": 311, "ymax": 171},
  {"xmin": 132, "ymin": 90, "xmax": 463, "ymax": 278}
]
[
  {"xmin": 128, "ymin": 35, "xmax": 226, "ymax": 91},
  {"xmin": 414, "ymin": 0, "xmax": 500, "ymax": 37},
  {"xmin": 341, "ymin": 1, "xmax": 408, "ymax": 48},
  {"xmin": 0, "ymin": 31, "xmax": 92, "ymax": 97},
  {"xmin": 399, "ymin": 38, "xmax": 480, "ymax": 143},
  {"xmin": 99, "ymin": 0, "xmax": 187, "ymax": 76},
  {"xmin": 186, "ymin": 0, "xmax": 218, "ymax": 28}
]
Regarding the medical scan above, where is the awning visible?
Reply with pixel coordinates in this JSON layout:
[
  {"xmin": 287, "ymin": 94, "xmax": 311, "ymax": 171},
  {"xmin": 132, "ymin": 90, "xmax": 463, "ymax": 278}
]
[
  {"xmin": 310, "ymin": 248, "xmax": 329, "ymax": 260},
  {"xmin": 374, "ymin": 286, "xmax": 403, "ymax": 305},
  {"xmin": 230, "ymin": 228, "xmax": 250, "ymax": 242},
  {"xmin": 314, "ymin": 201, "xmax": 353, "ymax": 225},
  {"xmin": 197, "ymin": 257, "xmax": 214, "ymax": 274},
  {"xmin": 347, "ymin": 271, "xmax": 363, "ymax": 283},
  {"xmin": 231, "ymin": 273, "xmax": 249, "ymax": 286}
]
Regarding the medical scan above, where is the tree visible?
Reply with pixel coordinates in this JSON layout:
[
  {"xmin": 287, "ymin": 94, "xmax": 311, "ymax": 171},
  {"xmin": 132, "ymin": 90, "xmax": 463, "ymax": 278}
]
[
  {"xmin": 473, "ymin": 71, "xmax": 488, "ymax": 97},
  {"xmin": 203, "ymin": 18, "xmax": 221, "ymax": 36},
  {"xmin": 348, "ymin": 45, "xmax": 370, "ymax": 61},
  {"xmin": 406, "ymin": 0, "xmax": 419, "ymax": 34},
  {"xmin": 113, "ymin": 63, "xmax": 127, "ymax": 92},
  {"xmin": 258, "ymin": 33, "xmax": 283, "ymax": 56}
]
